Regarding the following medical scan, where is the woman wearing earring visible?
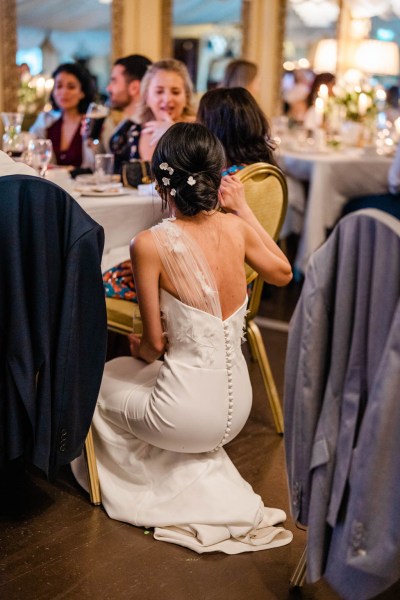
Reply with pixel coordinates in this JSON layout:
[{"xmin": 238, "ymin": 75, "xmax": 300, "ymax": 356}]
[
  {"xmin": 30, "ymin": 62, "xmax": 95, "ymax": 169},
  {"xmin": 109, "ymin": 58, "xmax": 195, "ymax": 174}
]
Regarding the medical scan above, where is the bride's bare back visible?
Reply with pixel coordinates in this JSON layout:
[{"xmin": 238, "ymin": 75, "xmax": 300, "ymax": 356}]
[{"xmin": 157, "ymin": 212, "xmax": 248, "ymax": 321}]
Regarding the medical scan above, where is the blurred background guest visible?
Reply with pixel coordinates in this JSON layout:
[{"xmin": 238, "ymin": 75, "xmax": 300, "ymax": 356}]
[
  {"xmin": 30, "ymin": 62, "xmax": 95, "ymax": 169},
  {"xmin": 385, "ymin": 85, "xmax": 400, "ymax": 124},
  {"xmin": 282, "ymin": 68, "xmax": 311, "ymax": 124},
  {"xmin": 221, "ymin": 59, "xmax": 260, "ymax": 97},
  {"xmin": 303, "ymin": 72, "xmax": 335, "ymax": 131}
]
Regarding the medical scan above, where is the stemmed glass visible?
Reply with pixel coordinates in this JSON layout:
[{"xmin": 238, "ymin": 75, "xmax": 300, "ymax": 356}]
[
  {"xmin": 1, "ymin": 112, "xmax": 25, "ymax": 157},
  {"xmin": 27, "ymin": 139, "xmax": 53, "ymax": 177}
]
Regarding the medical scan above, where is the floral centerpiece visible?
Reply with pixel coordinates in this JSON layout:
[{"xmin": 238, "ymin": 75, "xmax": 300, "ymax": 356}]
[
  {"xmin": 17, "ymin": 73, "xmax": 54, "ymax": 129},
  {"xmin": 330, "ymin": 83, "xmax": 379, "ymax": 123}
]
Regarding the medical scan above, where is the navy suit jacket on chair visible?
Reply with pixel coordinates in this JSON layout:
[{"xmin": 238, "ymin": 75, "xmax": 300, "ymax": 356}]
[{"xmin": 0, "ymin": 175, "xmax": 107, "ymax": 479}]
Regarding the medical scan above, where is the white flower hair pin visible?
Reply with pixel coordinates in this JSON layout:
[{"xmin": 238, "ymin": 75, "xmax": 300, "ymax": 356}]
[
  {"xmin": 162, "ymin": 177, "xmax": 171, "ymax": 186},
  {"xmin": 170, "ymin": 189, "xmax": 176, "ymax": 196},
  {"xmin": 160, "ymin": 162, "xmax": 174, "ymax": 175},
  {"xmin": 187, "ymin": 176, "xmax": 196, "ymax": 186}
]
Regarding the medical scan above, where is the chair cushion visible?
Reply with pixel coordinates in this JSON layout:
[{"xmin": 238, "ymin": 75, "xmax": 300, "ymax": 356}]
[{"xmin": 106, "ymin": 297, "xmax": 142, "ymax": 334}]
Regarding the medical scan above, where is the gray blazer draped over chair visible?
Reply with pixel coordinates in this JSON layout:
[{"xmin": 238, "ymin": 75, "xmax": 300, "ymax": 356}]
[
  {"xmin": 0, "ymin": 175, "xmax": 107, "ymax": 479},
  {"xmin": 284, "ymin": 209, "xmax": 400, "ymax": 600}
]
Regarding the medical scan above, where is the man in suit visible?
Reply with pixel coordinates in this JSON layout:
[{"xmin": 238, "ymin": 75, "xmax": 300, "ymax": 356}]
[{"xmin": 89, "ymin": 54, "xmax": 152, "ymax": 173}]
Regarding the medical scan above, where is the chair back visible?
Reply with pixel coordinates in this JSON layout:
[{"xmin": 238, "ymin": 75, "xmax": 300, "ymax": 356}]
[{"xmin": 236, "ymin": 163, "xmax": 288, "ymax": 319}]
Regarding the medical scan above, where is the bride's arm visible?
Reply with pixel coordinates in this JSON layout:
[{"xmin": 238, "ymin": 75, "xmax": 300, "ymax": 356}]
[
  {"xmin": 219, "ymin": 175, "xmax": 292, "ymax": 287},
  {"xmin": 129, "ymin": 231, "xmax": 166, "ymax": 362}
]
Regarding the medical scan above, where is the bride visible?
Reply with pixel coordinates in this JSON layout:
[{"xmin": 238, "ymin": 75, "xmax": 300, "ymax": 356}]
[{"xmin": 73, "ymin": 122, "xmax": 293, "ymax": 553}]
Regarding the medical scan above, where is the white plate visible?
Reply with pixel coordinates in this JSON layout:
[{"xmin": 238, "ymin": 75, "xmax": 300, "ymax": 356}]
[{"xmin": 79, "ymin": 188, "xmax": 130, "ymax": 197}]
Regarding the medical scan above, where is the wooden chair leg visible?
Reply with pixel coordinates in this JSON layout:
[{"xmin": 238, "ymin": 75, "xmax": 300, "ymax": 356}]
[
  {"xmin": 84, "ymin": 427, "xmax": 102, "ymax": 506},
  {"xmin": 290, "ymin": 545, "xmax": 307, "ymax": 588},
  {"xmin": 246, "ymin": 319, "xmax": 284, "ymax": 435}
]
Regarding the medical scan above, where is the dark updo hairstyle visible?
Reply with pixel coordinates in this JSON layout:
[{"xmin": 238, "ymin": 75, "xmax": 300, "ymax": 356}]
[
  {"xmin": 151, "ymin": 122, "xmax": 225, "ymax": 217},
  {"xmin": 50, "ymin": 62, "xmax": 96, "ymax": 114},
  {"xmin": 197, "ymin": 87, "xmax": 277, "ymax": 168}
]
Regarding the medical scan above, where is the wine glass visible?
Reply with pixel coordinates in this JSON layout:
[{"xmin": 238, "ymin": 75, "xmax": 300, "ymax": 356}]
[{"xmin": 27, "ymin": 139, "xmax": 53, "ymax": 177}]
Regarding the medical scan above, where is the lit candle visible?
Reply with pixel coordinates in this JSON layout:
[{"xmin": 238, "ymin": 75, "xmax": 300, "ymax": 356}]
[
  {"xmin": 45, "ymin": 78, "xmax": 54, "ymax": 93},
  {"xmin": 315, "ymin": 97, "xmax": 324, "ymax": 128},
  {"xmin": 318, "ymin": 84, "xmax": 329, "ymax": 100},
  {"xmin": 358, "ymin": 92, "xmax": 368, "ymax": 117},
  {"xmin": 375, "ymin": 88, "xmax": 387, "ymax": 102},
  {"xmin": 36, "ymin": 76, "xmax": 45, "ymax": 98},
  {"xmin": 394, "ymin": 117, "xmax": 400, "ymax": 138}
]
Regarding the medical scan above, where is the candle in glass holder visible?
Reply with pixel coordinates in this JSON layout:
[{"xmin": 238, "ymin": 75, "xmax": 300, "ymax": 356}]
[
  {"xmin": 358, "ymin": 92, "xmax": 368, "ymax": 117},
  {"xmin": 394, "ymin": 117, "xmax": 400, "ymax": 140},
  {"xmin": 36, "ymin": 76, "xmax": 46, "ymax": 98},
  {"xmin": 318, "ymin": 84, "xmax": 329, "ymax": 100},
  {"xmin": 315, "ymin": 97, "xmax": 325, "ymax": 128}
]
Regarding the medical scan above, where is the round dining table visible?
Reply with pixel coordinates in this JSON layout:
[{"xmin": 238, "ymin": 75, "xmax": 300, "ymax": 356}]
[
  {"xmin": 74, "ymin": 187, "xmax": 165, "ymax": 270},
  {"xmin": 277, "ymin": 145, "xmax": 392, "ymax": 273}
]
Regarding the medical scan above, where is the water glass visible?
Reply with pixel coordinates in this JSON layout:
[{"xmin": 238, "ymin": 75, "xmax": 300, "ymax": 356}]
[
  {"xmin": 1, "ymin": 112, "xmax": 25, "ymax": 157},
  {"xmin": 95, "ymin": 153, "xmax": 114, "ymax": 184},
  {"xmin": 27, "ymin": 139, "xmax": 53, "ymax": 177}
]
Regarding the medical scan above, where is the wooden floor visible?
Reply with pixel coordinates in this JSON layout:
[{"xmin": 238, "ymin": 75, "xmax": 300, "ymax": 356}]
[{"xmin": 1, "ymin": 282, "xmax": 399, "ymax": 600}]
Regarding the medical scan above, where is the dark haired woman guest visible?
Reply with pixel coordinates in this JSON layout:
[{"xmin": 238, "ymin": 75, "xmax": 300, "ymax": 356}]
[
  {"xmin": 197, "ymin": 86, "xmax": 277, "ymax": 176},
  {"xmin": 30, "ymin": 62, "xmax": 96, "ymax": 168},
  {"xmin": 72, "ymin": 122, "xmax": 293, "ymax": 553}
]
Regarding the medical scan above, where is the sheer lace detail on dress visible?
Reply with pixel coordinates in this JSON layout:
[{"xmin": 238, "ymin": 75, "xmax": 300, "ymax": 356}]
[{"xmin": 151, "ymin": 219, "xmax": 222, "ymax": 319}]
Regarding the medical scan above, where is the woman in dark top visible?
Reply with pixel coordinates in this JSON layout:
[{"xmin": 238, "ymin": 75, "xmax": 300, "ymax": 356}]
[
  {"xmin": 30, "ymin": 62, "xmax": 95, "ymax": 168},
  {"xmin": 196, "ymin": 86, "xmax": 277, "ymax": 173}
]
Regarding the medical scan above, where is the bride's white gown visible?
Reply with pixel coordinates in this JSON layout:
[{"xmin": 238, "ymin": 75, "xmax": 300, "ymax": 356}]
[{"xmin": 73, "ymin": 219, "xmax": 292, "ymax": 554}]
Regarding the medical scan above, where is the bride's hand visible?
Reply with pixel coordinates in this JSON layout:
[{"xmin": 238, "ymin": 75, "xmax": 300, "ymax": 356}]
[
  {"xmin": 218, "ymin": 175, "xmax": 249, "ymax": 215},
  {"xmin": 128, "ymin": 333, "xmax": 142, "ymax": 358}
]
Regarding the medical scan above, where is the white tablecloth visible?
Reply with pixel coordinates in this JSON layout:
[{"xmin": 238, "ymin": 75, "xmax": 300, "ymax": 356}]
[
  {"xmin": 278, "ymin": 148, "xmax": 392, "ymax": 273},
  {"xmin": 75, "ymin": 189, "xmax": 164, "ymax": 270}
]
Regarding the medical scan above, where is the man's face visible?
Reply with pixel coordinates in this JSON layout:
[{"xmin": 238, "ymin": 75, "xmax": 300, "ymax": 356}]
[{"xmin": 106, "ymin": 65, "xmax": 134, "ymax": 110}]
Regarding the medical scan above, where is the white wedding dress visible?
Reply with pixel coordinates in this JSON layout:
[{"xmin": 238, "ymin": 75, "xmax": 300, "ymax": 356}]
[{"xmin": 72, "ymin": 219, "xmax": 293, "ymax": 553}]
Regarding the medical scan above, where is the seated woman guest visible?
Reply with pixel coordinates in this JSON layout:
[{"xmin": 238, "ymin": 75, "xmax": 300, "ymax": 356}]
[
  {"xmin": 72, "ymin": 122, "xmax": 293, "ymax": 553},
  {"xmin": 197, "ymin": 86, "xmax": 277, "ymax": 175},
  {"xmin": 197, "ymin": 86, "xmax": 305, "ymax": 240},
  {"xmin": 30, "ymin": 62, "xmax": 95, "ymax": 169},
  {"xmin": 109, "ymin": 58, "xmax": 195, "ymax": 173}
]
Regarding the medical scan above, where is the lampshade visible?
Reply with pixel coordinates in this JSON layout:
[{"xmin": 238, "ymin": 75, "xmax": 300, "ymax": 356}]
[
  {"xmin": 355, "ymin": 40, "xmax": 399, "ymax": 75},
  {"xmin": 312, "ymin": 39, "xmax": 338, "ymax": 73}
]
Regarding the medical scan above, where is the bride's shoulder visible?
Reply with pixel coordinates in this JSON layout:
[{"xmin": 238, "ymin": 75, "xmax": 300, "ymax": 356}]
[
  {"xmin": 130, "ymin": 229, "xmax": 158, "ymax": 257},
  {"xmin": 220, "ymin": 211, "xmax": 247, "ymax": 234}
]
